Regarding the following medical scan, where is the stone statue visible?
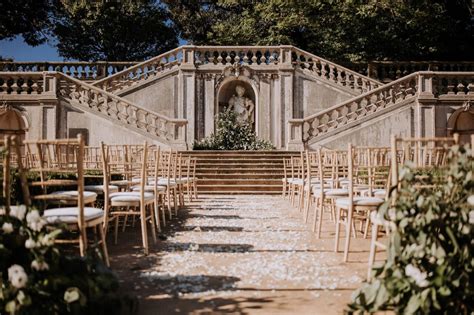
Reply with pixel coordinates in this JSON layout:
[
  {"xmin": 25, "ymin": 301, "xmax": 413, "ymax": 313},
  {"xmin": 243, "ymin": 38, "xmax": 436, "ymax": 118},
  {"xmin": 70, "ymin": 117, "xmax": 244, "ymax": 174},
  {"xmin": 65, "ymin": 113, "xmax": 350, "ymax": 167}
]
[{"xmin": 227, "ymin": 85, "xmax": 255, "ymax": 124}]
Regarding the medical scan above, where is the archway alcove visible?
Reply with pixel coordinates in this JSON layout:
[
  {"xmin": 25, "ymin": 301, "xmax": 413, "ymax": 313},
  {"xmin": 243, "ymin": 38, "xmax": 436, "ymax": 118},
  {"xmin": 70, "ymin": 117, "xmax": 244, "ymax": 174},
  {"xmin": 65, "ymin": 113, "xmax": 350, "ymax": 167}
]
[
  {"xmin": 447, "ymin": 104, "xmax": 474, "ymax": 144},
  {"xmin": 0, "ymin": 105, "xmax": 29, "ymax": 143},
  {"xmin": 216, "ymin": 79, "xmax": 257, "ymax": 130}
]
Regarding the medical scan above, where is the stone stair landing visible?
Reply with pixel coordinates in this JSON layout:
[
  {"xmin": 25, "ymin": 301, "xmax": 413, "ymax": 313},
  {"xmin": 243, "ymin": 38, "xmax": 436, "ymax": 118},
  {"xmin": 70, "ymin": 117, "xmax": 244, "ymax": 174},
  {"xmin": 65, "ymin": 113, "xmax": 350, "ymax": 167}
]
[{"xmin": 181, "ymin": 151, "xmax": 300, "ymax": 195}]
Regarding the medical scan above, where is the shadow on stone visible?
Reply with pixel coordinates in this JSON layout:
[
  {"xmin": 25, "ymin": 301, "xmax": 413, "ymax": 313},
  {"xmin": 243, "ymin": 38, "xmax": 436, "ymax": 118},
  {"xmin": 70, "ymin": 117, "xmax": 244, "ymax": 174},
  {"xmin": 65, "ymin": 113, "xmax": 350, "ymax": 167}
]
[
  {"xmin": 164, "ymin": 242, "xmax": 254, "ymax": 253},
  {"xmin": 183, "ymin": 225, "xmax": 244, "ymax": 232}
]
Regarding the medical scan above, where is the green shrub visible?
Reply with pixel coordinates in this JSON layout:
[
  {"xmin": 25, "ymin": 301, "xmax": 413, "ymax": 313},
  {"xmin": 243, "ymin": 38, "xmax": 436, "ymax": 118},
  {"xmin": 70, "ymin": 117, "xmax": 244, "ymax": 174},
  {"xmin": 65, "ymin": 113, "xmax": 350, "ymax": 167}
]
[
  {"xmin": 348, "ymin": 145, "xmax": 474, "ymax": 314},
  {"xmin": 0, "ymin": 206, "xmax": 136, "ymax": 315},
  {"xmin": 193, "ymin": 109, "xmax": 274, "ymax": 150}
]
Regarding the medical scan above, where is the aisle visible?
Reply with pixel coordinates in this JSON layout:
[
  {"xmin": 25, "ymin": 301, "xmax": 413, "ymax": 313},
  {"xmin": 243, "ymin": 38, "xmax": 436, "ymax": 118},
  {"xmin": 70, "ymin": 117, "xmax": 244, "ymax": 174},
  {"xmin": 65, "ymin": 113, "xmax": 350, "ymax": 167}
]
[{"xmin": 110, "ymin": 195, "xmax": 371, "ymax": 315}]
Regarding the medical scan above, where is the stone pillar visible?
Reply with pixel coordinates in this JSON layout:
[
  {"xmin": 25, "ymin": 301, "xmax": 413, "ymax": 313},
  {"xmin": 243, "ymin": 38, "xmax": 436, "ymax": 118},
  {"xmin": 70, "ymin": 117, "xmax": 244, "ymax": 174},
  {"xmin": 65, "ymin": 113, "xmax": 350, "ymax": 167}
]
[{"xmin": 204, "ymin": 75, "xmax": 216, "ymax": 136}]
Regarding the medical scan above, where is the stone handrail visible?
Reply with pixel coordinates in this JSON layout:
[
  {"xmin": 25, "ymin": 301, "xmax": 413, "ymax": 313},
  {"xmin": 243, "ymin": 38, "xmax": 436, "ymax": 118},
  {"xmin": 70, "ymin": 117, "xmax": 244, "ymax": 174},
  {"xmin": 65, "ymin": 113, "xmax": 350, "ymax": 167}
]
[
  {"xmin": 193, "ymin": 46, "xmax": 284, "ymax": 66},
  {"xmin": 92, "ymin": 47, "xmax": 183, "ymax": 92},
  {"xmin": 290, "ymin": 71, "xmax": 474, "ymax": 146},
  {"xmin": 291, "ymin": 47, "xmax": 382, "ymax": 93},
  {"xmin": 0, "ymin": 72, "xmax": 45, "ymax": 94},
  {"xmin": 0, "ymin": 71, "xmax": 188, "ymax": 145},
  {"xmin": 346, "ymin": 61, "xmax": 474, "ymax": 82},
  {"xmin": 0, "ymin": 61, "xmax": 137, "ymax": 80}
]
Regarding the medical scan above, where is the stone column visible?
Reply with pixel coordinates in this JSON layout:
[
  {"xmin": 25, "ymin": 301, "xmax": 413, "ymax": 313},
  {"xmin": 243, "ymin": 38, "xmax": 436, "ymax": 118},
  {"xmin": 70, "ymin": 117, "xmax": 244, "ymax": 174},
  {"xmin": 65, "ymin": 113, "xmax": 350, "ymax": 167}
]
[{"xmin": 204, "ymin": 75, "xmax": 216, "ymax": 136}]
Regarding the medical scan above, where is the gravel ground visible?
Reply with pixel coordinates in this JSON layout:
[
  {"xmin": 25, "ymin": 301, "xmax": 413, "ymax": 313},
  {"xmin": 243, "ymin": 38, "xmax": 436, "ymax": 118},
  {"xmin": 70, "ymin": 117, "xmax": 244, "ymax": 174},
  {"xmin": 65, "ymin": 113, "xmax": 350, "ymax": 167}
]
[{"xmin": 109, "ymin": 195, "xmax": 382, "ymax": 315}]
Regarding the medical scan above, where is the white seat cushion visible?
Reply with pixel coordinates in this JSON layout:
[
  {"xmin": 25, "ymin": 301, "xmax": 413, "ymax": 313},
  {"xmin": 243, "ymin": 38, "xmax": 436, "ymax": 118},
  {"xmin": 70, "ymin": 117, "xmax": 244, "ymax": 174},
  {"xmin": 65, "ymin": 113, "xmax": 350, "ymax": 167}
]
[
  {"xmin": 110, "ymin": 192, "xmax": 154, "ymax": 203},
  {"xmin": 110, "ymin": 179, "xmax": 129, "ymax": 187},
  {"xmin": 312, "ymin": 188, "xmax": 349, "ymax": 197},
  {"xmin": 148, "ymin": 178, "xmax": 177, "ymax": 187},
  {"xmin": 43, "ymin": 207, "xmax": 103, "ymax": 224},
  {"xmin": 84, "ymin": 185, "xmax": 119, "ymax": 194},
  {"xmin": 336, "ymin": 196, "xmax": 384, "ymax": 208},
  {"xmin": 131, "ymin": 185, "xmax": 166, "ymax": 192},
  {"xmin": 49, "ymin": 191, "xmax": 97, "ymax": 203}
]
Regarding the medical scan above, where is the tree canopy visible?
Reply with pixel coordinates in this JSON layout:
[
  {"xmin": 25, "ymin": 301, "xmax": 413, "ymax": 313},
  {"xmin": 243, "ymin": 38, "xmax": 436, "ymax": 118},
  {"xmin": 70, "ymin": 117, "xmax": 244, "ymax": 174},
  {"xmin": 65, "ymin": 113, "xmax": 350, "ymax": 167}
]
[
  {"xmin": 165, "ymin": 0, "xmax": 474, "ymax": 62},
  {"xmin": 0, "ymin": 0, "xmax": 472, "ymax": 62},
  {"xmin": 52, "ymin": 0, "xmax": 177, "ymax": 61}
]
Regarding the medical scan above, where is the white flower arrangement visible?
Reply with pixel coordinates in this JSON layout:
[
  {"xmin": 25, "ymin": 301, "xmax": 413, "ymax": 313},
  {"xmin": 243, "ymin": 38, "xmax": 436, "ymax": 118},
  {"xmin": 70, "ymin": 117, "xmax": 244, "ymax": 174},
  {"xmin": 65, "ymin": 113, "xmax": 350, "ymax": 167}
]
[{"xmin": 8, "ymin": 265, "xmax": 28, "ymax": 289}]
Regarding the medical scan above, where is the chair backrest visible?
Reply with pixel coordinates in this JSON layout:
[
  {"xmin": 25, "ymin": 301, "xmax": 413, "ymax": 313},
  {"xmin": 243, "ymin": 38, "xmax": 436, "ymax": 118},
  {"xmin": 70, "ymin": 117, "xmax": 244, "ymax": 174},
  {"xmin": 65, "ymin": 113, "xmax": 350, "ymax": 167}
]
[
  {"xmin": 24, "ymin": 136, "xmax": 86, "ymax": 227},
  {"xmin": 390, "ymin": 135, "xmax": 459, "ymax": 192}
]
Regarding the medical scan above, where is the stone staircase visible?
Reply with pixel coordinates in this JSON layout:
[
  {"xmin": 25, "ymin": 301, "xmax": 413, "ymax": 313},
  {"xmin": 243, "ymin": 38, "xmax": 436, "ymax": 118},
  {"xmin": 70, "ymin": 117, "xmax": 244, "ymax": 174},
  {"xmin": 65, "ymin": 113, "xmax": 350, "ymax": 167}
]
[{"xmin": 181, "ymin": 151, "xmax": 300, "ymax": 195}]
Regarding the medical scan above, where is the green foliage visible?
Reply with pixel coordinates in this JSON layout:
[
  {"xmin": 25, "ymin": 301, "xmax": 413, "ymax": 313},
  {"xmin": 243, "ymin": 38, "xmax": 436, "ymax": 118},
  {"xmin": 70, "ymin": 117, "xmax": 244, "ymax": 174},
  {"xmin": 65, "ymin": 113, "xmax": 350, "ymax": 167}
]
[
  {"xmin": 52, "ymin": 0, "xmax": 178, "ymax": 61},
  {"xmin": 193, "ymin": 109, "xmax": 274, "ymax": 150},
  {"xmin": 348, "ymin": 145, "xmax": 474, "ymax": 314},
  {"xmin": 165, "ymin": 0, "xmax": 473, "ymax": 62},
  {"xmin": 0, "ymin": 207, "xmax": 136, "ymax": 314},
  {"xmin": 0, "ymin": 0, "xmax": 52, "ymax": 46}
]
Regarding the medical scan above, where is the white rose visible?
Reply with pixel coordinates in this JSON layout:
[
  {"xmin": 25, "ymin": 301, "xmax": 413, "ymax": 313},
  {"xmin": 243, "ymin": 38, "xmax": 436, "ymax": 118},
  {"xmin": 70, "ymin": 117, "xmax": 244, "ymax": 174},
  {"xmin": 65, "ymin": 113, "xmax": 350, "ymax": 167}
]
[
  {"xmin": 26, "ymin": 210, "xmax": 40, "ymax": 224},
  {"xmin": 25, "ymin": 238, "xmax": 37, "ymax": 249},
  {"xmin": 2, "ymin": 222, "xmax": 14, "ymax": 234},
  {"xmin": 469, "ymin": 210, "xmax": 474, "ymax": 225},
  {"xmin": 10, "ymin": 206, "xmax": 27, "ymax": 221},
  {"xmin": 8, "ymin": 265, "xmax": 28, "ymax": 289},
  {"xmin": 31, "ymin": 260, "xmax": 49, "ymax": 271},
  {"xmin": 405, "ymin": 264, "xmax": 429, "ymax": 288},
  {"xmin": 28, "ymin": 220, "xmax": 46, "ymax": 232},
  {"xmin": 468, "ymin": 195, "xmax": 474, "ymax": 206}
]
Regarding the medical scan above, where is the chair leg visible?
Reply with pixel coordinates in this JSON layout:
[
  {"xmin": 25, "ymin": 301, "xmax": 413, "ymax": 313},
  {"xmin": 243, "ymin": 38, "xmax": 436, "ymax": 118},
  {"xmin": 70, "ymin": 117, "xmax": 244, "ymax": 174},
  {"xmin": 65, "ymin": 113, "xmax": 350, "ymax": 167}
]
[
  {"xmin": 367, "ymin": 223, "xmax": 379, "ymax": 281},
  {"xmin": 153, "ymin": 199, "xmax": 161, "ymax": 233},
  {"xmin": 99, "ymin": 225, "xmax": 110, "ymax": 267},
  {"xmin": 343, "ymin": 206, "xmax": 354, "ymax": 262},
  {"xmin": 173, "ymin": 188, "xmax": 178, "ymax": 216},
  {"xmin": 148, "ymin": 204, "xmax": 157, "ymax": 244},
  {"xmin": 114, "ymin": 215, "xmax": 119, "ymax": 245},
  {"xmin": 311, "ymin": 198, "xmax": 320, "ymax": 233},
  {"xmin": 334, "ymin": 207, "xmax": 342, "ymax": 252},
  {"xmin": 304, "ymin": 193, "xmax": 312, "ymax": 223},
  {"xmin": 140, "ymin": 204, "xmax": 149, "ymax": 255},
  {"xmin": 317, "ymin": 198, "xmax": 324, "ymax": 239},
  {"xmin": 166, "ymin": 189, "xmax": 173, "ymax": 219},
  {"xmin": 193, "ymin": 181, "xmax": 198, "ymax": 200},
  {"xmin": 122, "ymin": 213, "xmax": 129, "ymax": 232},
  {"xmin": 159, "ymin": 194, "xmax": 166, "ymax": 226}
]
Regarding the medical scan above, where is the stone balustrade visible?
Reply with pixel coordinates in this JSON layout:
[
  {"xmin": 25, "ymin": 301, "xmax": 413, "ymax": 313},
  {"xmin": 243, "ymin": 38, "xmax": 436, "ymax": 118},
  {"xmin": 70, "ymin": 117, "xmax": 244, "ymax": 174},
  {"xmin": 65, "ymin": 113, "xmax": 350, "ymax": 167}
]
[
  {"xmin": 56, "ymin": 73, "xmax": 187, "ymax": 143},
  {"xmin": 92, "ymin": 47, "xmax": 183, "ymax": 92},
  {"xmin": 345, "ymin": 61, "xmax": 474, "ymax": 83},
  {"xmin": 0, "ymin": 72, "xmax": 44, "ymax": 94},
  {"xmin": 193, "ymin": 46, "xmax": 283, "ymax": 66},
  {"xmin": 0, "ymin": 61, "xmax": 137, "ymax": 80},
  {"xmin": 293, "ymin": 71, "xmax": 474, "ymax": 146},
  {"xmin": 0, "ymin": 71, "xmax": 187, "ymax": 145},
  {"xmin": 292, "ymin": 47, "xmax": 382, "ymax": 93}
]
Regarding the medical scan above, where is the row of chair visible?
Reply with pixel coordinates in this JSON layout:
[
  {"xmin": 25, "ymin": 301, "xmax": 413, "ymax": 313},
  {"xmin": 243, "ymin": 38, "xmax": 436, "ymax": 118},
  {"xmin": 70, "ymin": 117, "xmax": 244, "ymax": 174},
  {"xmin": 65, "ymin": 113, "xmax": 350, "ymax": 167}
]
[
  {"xmin": 282, "ymin": 134, "xmax": 466, "ymax": 279},
  {"xmin": 1, "ymin": 136, "xmax": 198, "ymax": 266}
]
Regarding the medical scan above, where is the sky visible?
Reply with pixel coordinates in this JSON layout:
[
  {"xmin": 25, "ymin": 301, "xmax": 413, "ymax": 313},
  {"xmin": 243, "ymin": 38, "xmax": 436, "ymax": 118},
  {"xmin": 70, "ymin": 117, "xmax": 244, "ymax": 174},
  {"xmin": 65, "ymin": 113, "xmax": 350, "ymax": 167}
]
[
  {"xmin": 0, "ymin": 36, "xmax": 188, "ymax": 62},
  {"xmin": 0, "ymin": 37, "xmax": 64, "ymax": 61}
]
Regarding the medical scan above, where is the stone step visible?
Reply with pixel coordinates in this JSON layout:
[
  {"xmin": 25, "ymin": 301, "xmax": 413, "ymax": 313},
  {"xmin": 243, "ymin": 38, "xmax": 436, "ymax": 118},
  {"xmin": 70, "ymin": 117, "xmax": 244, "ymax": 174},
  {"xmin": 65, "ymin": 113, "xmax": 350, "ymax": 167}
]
[
  {"xmin": 196, "ymin": 158, "xmax": 285, "ymax": 164},
  {"xmin": 196, "ymin": 164, "xmax": 284, "ymax": 169},
  {"xmin": 198, "ymin": 190, "xmax": 281, "ymax": 195},
  {"xmin": 195, "ymin": 173, "xmax": 284, "ymax": 179},
  {"xmin": 195, "ymin": 169, "xmax": 284, "ymax": 175},
  {"xmin": 197, "ymin": 178, "xmax": 281, "ymax": 185},
  {"xmin": 198, "ymin": 184, "xmax": 282, "ymax": 192}
]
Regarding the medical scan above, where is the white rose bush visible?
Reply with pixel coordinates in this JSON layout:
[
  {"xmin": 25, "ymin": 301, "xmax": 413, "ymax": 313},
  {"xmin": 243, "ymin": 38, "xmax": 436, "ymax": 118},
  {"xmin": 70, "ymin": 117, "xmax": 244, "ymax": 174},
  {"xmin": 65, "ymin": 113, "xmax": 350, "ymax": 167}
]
[
  {"xmin": 348, "ymin": 145, "xmax": 474, "ymax": 313},
  {"xmin": 1, "ymin": 205, "xmax": 136, "ymax": 314}
]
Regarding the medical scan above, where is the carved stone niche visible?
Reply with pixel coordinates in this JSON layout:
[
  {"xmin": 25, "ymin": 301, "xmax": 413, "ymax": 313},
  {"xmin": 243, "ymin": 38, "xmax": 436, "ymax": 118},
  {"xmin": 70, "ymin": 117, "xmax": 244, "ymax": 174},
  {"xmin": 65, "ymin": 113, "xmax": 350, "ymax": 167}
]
[{"xmin": 215, "ymin": 64, "xmax": 259, "ymax": 129}]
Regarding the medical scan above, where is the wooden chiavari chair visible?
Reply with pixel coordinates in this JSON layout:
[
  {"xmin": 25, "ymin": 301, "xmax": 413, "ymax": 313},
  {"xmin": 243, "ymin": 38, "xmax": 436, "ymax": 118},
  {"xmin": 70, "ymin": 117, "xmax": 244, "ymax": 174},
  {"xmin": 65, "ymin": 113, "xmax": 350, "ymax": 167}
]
[
  {"xmin": 311, "ymin": 149, "xmax": 350, "ymax": 238},
  {"xmin": 1, "ymin": 136, "xmax": 30, "ymax": 213},
  {"xmin": 101, "ymin": 142, "xmax": 157, "ymax": 255},
  {"xmin": 367, "ymin": 135, "xmax": 459, "ymax": 279},
  {"xmin": 334, "ymin": 145, "xmax": 387, "ymax": 262},
  {"xmin": 24, "ymin": 136, "xmax": 109, "ymax": 266}
]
